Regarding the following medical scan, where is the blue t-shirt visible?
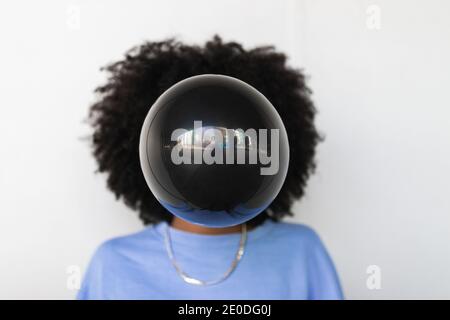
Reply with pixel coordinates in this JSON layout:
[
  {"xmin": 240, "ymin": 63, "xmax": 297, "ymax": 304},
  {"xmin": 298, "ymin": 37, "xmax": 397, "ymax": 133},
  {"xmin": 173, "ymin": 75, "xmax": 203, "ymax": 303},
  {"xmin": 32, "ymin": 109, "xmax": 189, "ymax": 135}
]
[{"xmin": 77, "ymin": 220, "xmax": 343, "ymax": 299}]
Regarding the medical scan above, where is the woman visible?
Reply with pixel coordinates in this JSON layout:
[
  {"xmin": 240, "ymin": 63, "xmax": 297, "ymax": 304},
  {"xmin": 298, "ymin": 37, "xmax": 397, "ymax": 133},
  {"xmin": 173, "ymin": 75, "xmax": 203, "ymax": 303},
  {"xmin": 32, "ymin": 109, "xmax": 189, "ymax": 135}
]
[{"xmin": 78, "ymin": 36, "xmax": 343, "ymax": 300}]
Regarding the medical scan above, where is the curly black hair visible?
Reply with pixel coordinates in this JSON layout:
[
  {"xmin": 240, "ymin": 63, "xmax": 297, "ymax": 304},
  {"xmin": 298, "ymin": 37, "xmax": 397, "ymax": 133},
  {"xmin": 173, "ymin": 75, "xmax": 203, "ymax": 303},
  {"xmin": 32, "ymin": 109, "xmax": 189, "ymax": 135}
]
[{"xmin": 88, "ymin": 36, "xmax": 321, "ymax": 227}]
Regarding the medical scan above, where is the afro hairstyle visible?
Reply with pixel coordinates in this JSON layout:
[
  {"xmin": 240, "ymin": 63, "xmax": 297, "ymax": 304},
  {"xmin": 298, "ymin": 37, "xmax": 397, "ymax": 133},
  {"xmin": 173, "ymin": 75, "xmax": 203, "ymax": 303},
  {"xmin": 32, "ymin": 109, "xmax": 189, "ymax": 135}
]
[{"xmin": 88, "ymin": 35, "xmax": 322, "ymax": 227}]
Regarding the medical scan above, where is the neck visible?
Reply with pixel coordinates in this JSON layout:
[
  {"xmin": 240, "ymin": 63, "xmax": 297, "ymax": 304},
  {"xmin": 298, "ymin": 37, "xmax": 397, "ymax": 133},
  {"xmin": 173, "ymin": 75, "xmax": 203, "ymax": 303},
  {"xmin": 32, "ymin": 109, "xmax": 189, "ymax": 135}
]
[{"xmin": 171, "ymin": 217, "xmax": 242, "ymax": 235}]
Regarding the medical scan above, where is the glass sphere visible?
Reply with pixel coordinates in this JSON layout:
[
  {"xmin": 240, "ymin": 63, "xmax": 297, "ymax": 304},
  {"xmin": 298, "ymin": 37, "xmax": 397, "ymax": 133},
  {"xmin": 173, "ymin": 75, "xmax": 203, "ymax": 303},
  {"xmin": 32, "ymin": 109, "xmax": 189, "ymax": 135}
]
[{"xmin": 139, "ymin": 74, "xmax": 289, "ymax": 227}]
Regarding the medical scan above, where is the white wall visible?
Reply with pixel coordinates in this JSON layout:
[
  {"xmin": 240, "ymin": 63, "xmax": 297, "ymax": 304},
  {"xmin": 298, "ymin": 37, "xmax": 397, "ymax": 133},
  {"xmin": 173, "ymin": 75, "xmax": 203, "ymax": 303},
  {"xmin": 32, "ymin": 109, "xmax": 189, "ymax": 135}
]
[{"xmin": 0, "ymin": 0, "xmax": 449, "ymax": 299}]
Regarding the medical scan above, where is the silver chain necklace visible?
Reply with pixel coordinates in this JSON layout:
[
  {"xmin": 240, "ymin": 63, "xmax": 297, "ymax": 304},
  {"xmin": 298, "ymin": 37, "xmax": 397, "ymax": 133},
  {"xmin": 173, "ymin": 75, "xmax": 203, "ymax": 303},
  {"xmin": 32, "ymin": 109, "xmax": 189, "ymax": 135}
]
[{"xmin": 164, "ymin": 223, "xmax": 247, "ymax": 286}]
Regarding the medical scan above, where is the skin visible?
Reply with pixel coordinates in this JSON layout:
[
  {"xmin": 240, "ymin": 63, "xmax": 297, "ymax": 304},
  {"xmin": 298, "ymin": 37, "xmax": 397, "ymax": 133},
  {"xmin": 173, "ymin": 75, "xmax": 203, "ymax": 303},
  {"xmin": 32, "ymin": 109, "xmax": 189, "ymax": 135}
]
[{"xmin": 171, "ymin": 216, "xmax": 244, "ymax": 235}]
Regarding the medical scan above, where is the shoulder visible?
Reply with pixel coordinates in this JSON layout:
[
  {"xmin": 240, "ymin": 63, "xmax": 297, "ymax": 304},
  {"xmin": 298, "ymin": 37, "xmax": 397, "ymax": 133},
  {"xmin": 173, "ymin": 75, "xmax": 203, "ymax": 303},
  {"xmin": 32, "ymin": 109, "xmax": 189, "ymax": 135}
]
[
  {"xmin": 90, "ymin": 225, "xmax": 163, "ymax": 263},
  {"xmin": 268, "ymin": 221, "xmax": 324, "ymax": 245},
  {"xmin": 78, "ymin": 225, "xmax": 165, "ymax": 299},
  {"xmin": 267, "ymin": 223, "xmax": 344, "ymax": 299},
  {"xmin": 253, "ymin": 220, "xmax": 328, "ymax": 259}
]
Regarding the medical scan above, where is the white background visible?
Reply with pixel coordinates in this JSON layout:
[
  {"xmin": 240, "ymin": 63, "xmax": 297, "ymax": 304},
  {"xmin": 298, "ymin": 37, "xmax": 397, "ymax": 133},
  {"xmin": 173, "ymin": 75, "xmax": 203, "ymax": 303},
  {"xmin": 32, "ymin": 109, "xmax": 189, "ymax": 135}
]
[{"xmin": 0, "ymin": 0, "xmax": 449, "ymax": 299}]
